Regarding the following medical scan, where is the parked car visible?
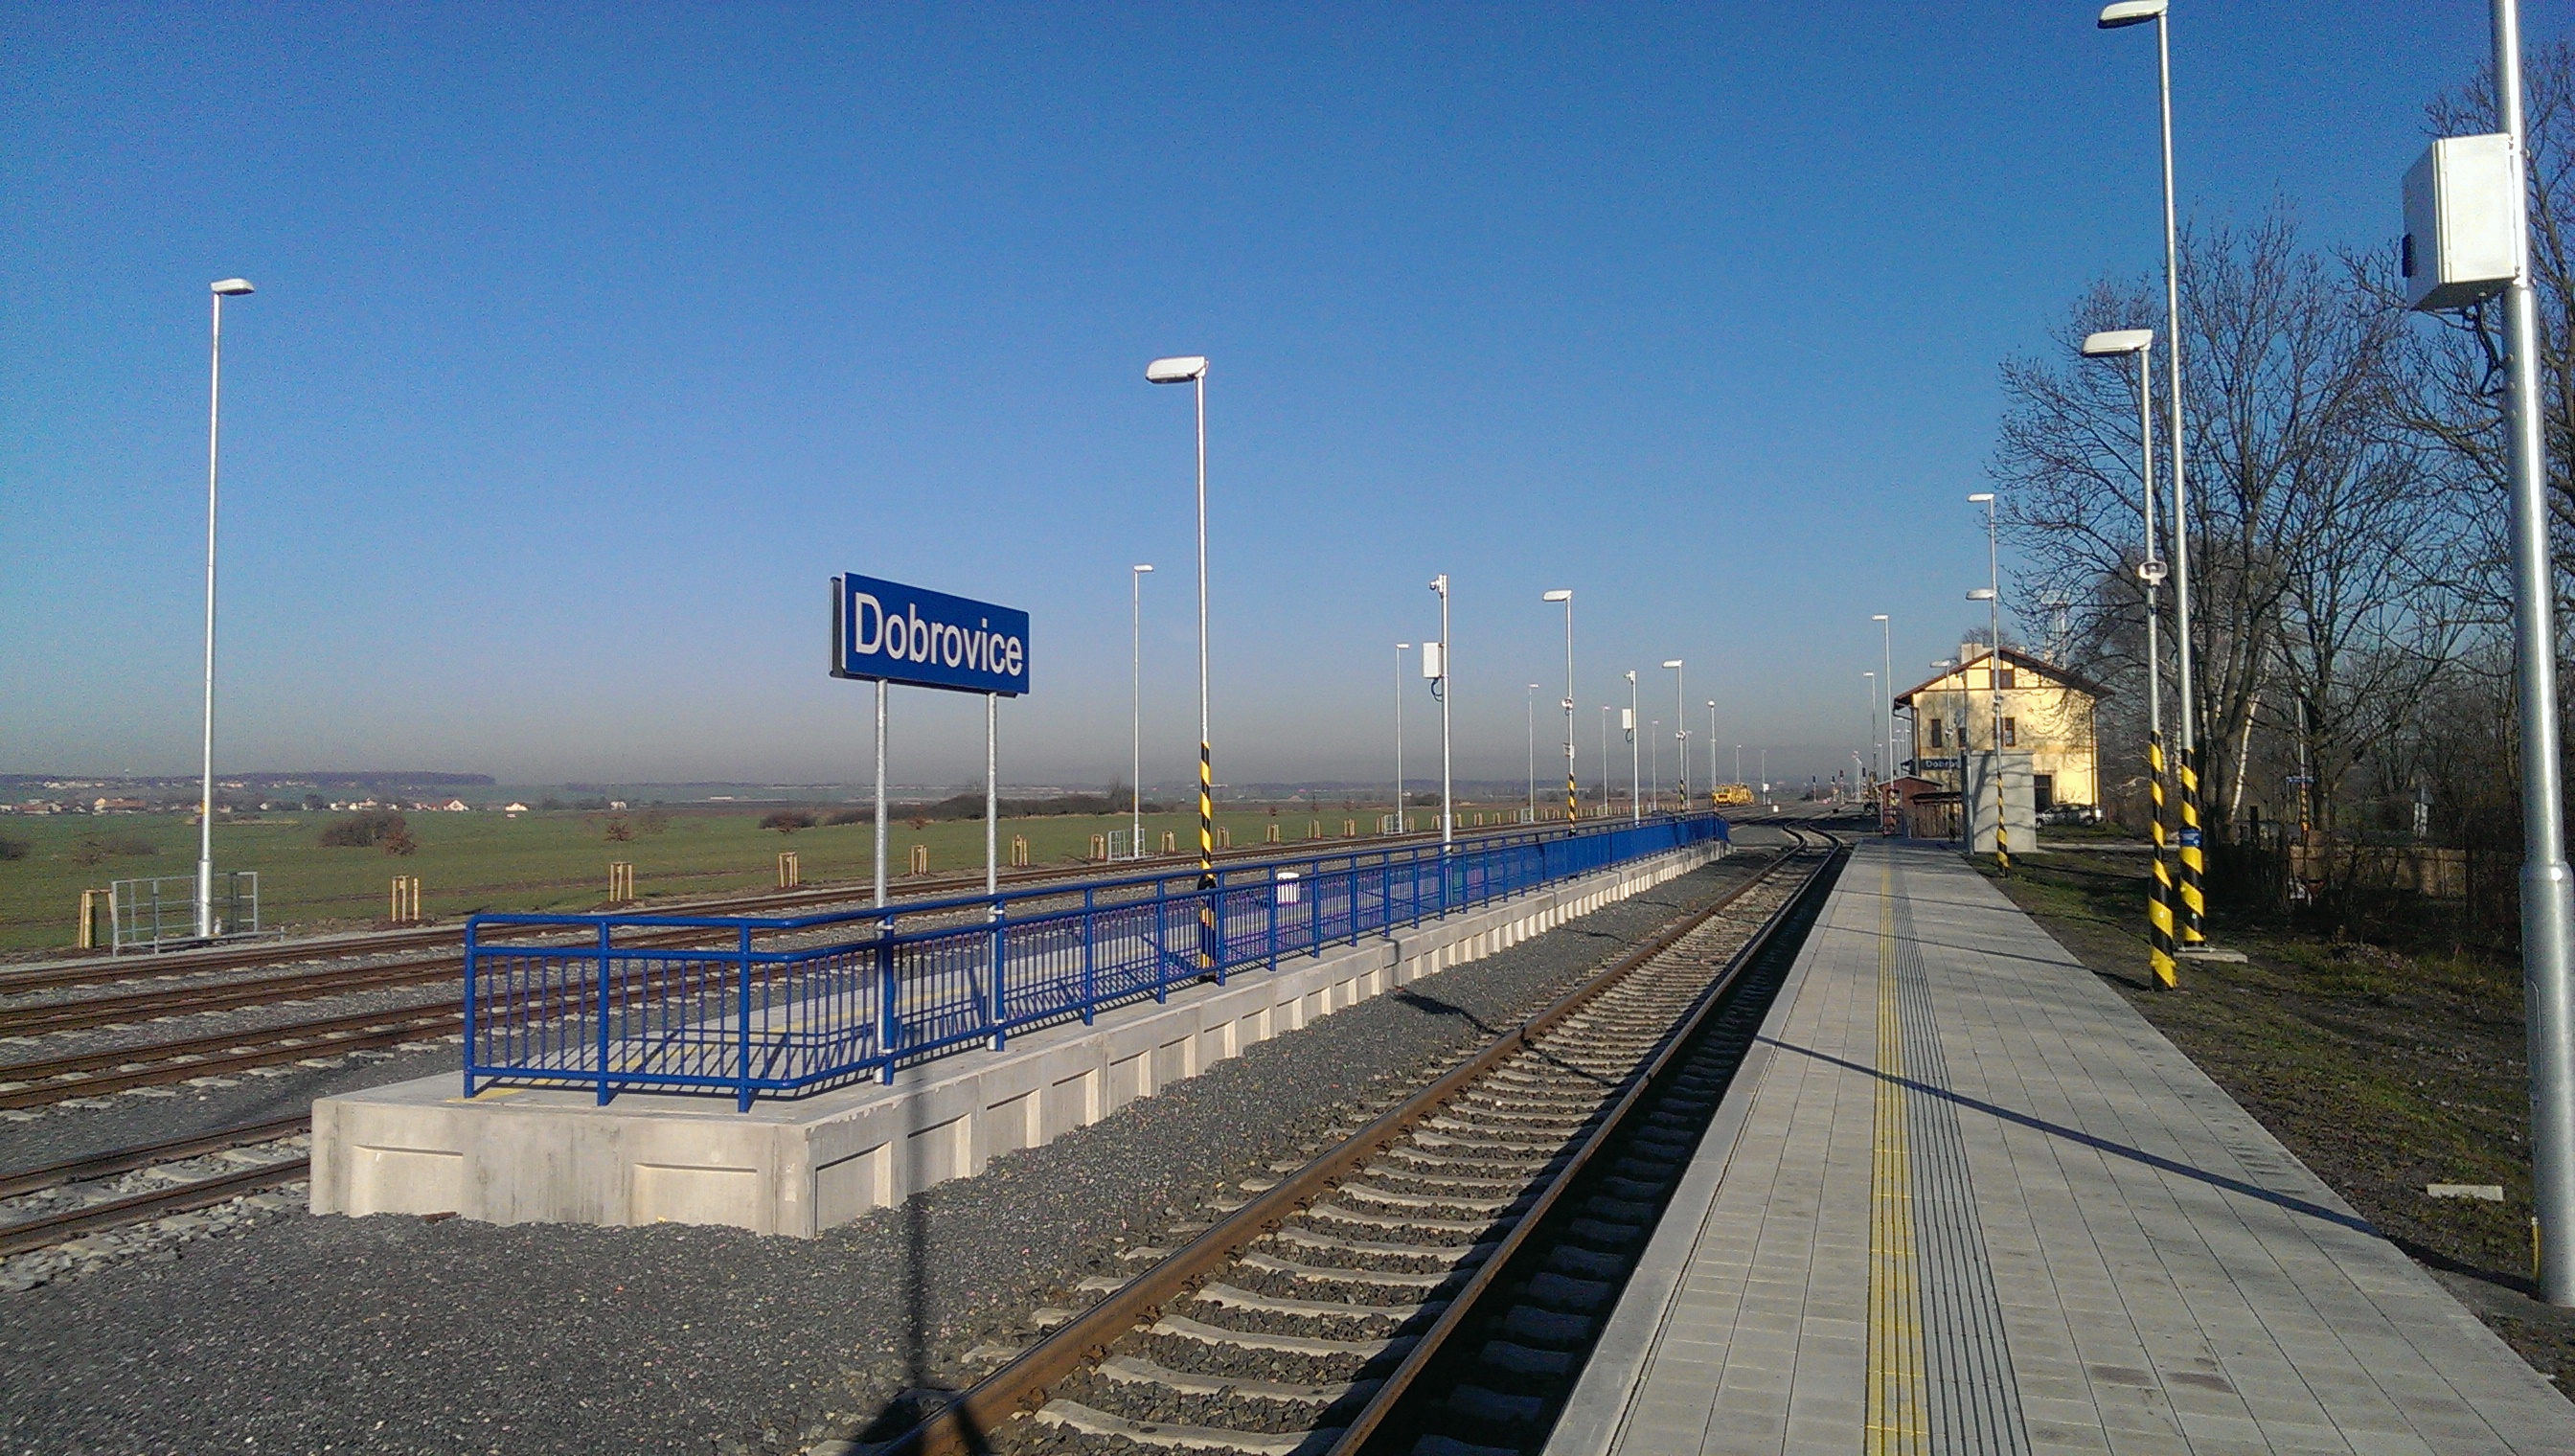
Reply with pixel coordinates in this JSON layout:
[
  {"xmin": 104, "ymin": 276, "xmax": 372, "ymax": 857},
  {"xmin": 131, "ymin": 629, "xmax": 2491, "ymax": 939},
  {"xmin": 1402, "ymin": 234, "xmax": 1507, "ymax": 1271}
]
[{"xmin": 2039, "ymin": 802, "xmax": 2102, "ymax": 827}]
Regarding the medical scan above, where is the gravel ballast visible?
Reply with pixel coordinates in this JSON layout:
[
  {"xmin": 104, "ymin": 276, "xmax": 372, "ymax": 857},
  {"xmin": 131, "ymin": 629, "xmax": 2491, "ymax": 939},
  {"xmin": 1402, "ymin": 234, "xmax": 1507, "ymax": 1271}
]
[{"xmin": 0, "ymin": 838, "xmax": 1789, "ymax": 1456}]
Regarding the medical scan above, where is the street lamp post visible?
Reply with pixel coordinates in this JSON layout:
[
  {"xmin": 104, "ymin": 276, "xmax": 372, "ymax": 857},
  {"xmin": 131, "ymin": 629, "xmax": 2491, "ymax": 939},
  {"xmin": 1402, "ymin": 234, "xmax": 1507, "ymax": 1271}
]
[
  {"xmin": 1599, "ymin": 706, "xmax": 1611, "ymax": 818},
  {"xmin": 1429, "ymin": 575, "xmax": 1453, "ymax": 850},
  {"xmin": 1970, "ymin": 489, "xmax": 2006, "ymax": 870},
  {"xmin": 2084, "ymin": 327, "xmax": 2177, "ymax": 987},
  {"xmin": 196, "ymin": 277, "xmax": 255, "ymax": 940},
  {"xmin": 2100, "ymin": 0, "xmax": 2203, "ymax": 943},
  {"xmin": 1625, "ymin": 671, "xmax": 1640, "ymax": 824},
  {"xmin": 1661, "ymin": 661, "xmax": 1686, "ymax": 812},
  {"xmin": 1544, "ymin": 590, "xmax": 1575, "ymax": 824},
  {"xmin": 1130, "ymin": 564, "xmax": 1153, "ymax": 860},
  {"xmin": 1146, "ymin": 354, "xmax": 1216, "ymax": 962},
  {"xmin": 1525, "ymin": 684, "xmax": 1540, "ymax": 821},
  {"xmin": 1706, "ymin": 701, "xmax": 1718, "ymax": 808},
  {"xmin": 1863, "ymin": 671, "xmax": 1879, "ymax": 785},
  {"xmin": 1650, "ymin": 722, "xmax": 1660, "ymax": 813},
  {"xmin": 1873, "ymin": 613, "xmax": 1894, "ymax": 787},
  {"xmin": 1394, "ymin": 642, "xmax": 1410, "ymax": 834}
]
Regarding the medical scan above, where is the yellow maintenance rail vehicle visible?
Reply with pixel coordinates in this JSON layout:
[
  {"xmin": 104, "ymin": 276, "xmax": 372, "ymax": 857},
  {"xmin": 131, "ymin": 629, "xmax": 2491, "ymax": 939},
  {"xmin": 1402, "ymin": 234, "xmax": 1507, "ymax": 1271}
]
[{"xmin": 1710, "ymin": 783, "xmax": 1756, "ymax": 808}]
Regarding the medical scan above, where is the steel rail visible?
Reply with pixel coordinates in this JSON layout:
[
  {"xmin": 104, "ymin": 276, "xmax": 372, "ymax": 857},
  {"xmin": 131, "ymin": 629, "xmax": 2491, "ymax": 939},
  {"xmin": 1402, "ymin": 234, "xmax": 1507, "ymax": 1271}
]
[
  {"xmin": 0, "ymin": 1155, "xmax": 311, "ymax": 1260},
  {"xmin": 0, "ymin": 1113, "xmax": 312, "ymax": 1199},
  {"xmin": 0, "ymin": 1005, "xmax": 463, "ymax": 1110},
  {"xmin": 877, "ymin": 828, "xmax": 1830, "ymax": 1456}
]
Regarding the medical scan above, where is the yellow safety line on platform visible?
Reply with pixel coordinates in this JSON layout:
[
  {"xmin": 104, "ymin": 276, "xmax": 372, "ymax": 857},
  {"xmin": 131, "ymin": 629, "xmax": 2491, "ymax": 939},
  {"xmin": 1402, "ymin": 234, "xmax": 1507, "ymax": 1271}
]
[{"xmin": 1866, "ymin": 860, "xmax": 1927, "ymax": 1454}]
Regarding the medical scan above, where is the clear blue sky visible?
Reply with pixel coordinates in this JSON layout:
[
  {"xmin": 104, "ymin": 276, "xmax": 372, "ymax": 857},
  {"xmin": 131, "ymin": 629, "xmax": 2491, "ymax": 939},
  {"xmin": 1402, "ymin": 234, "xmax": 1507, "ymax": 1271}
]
[{"xmin": 3, "ymin": 2, "xmax": 2547, "ymax": 791}]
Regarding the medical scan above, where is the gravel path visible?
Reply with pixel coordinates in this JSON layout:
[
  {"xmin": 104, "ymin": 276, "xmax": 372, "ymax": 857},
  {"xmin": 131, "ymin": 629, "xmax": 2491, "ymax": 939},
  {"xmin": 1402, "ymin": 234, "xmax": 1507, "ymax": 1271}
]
[{"xmin": 0, "ymin": 838, "xmax": 1788, "ymax": 1456}]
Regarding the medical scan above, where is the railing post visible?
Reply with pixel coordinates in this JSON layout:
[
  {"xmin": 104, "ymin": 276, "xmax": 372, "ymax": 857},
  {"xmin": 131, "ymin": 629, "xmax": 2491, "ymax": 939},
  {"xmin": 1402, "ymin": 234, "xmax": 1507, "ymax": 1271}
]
[
  {"xmin": 1267, "ymin": 872, "xmax": 1280, "ymax": 973},
  {"xmin": 462, "ymin": 918, "xmax": 480, "ymax": 1100},
  {"xmin": 596, "ymin": 921, "xmax": 613, "ymax": 1106},
  {"xmin": 877, "ymin": 915, "xmax": 899, "ymax": 1085},
  {"xmin": 1154, "ymin": 878, "xmax": 1170, "ymax": 1003},
  {"xmin": 1210, "ymin": 869, "xmax": 1227, "ymax": 985},
  {"xmin": 1082, "ymin": 887, "xmax": 1098, "ymax": 1026},
  {"xmin": 989, "ymin": 903, "xmax": 1009, "ymax": 1049},
  {"xmin": 737, "ymin": 924, "xmax": 755, "ymax": 1111}
]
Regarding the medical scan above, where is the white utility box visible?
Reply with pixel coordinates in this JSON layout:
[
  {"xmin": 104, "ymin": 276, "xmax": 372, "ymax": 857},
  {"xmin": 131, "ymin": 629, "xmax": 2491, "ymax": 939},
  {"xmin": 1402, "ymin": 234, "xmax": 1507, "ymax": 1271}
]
[{"xmin": 2403, "ymin": 133, "xmax": 2521, "ymax": 312}]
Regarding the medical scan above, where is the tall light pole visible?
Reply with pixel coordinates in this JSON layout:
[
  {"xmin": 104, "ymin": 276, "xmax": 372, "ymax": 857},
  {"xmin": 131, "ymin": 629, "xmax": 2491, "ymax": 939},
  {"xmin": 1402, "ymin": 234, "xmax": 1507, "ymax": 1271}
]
[
  {"xmin": 1394, "ymin": 642, "xmax": 1410, "ymax": 834},
  {"xmin": 1429, "ymin": 575, "xmax": 1453, "ymax": 850},
  {"xmin": 1735, "ymin": 744, "xmax": 1743, "ymax": 786},
  {"xmin": 1970, "ymin": 489, "xmax": 2005, "ymax": 869},
  {"xmin": 1544, "ymin": 590, "xmax": 1575, "ymax": 825},
  {"xmin": 2084, "ymin": 327, "xmax": 2176, "ymax": 988},
  {"xmin": 1872, "ymin": 614, "xmax": 1894, "ymax": 785},
  {"xmin": 1129, "ymin": 564, "xmax": 1154, "ymax": 860},
  {"xmin": 1706, "ymin": 701, "xmax": 1717, "ymax": 808},
  {"xmin": 1146, "ymin": 356, "xmax": 1215, "ymax": 948},
  {"xmin": 2500, "ymin": 0, "xmax": 2575, "ymax": 1307},
  {"xmin": 1650, "ymin": 722, "xmax": 1661, "ymax": 813},
  {"xmin": 197, "ymin": 277, "xmax": 255, "ymax": 940},
  {"xmin": 1661, "ymin": 660, "xmax": 1686, "ymax": 812},
  {"xmin": 1863, "ymin": 671, "xmax": 1879, "ymax": 784},
  {"xmin": 1599, "ymin": 706, "xmax": 1612, "ymax": 818},
  {"xmin": 2100, "ymin": 0, "xmax": 2203, "ymax": 942},
  {"xmin": 1625, "ymin": 671, "xmax": 1640, "ymax": 824},
  {"xmin": 2476, "ymin": 0, "xmax": 2573, "ymax": 1308},
  {"xmin": 1525, "ymin": 684, "xmax": 1540, "ymax": 820}
]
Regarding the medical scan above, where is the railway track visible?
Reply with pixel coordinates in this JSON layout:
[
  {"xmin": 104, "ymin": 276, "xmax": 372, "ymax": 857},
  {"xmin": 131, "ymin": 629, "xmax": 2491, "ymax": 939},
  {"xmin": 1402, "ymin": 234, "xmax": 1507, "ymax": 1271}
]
[
  {"xmin": 871, "ymin": 826, "xmax": 1843, "ymax": 1456},
  {"xmin": 0, "ymin": 816, "xmax": 1578, "ymax": 1006},
  {"xmin": 0, "ymin": 1114, "xmax": 313, "ymax": 1260},
  {"xmin": 0, "ymin": 1003, "xmax": 463, "ymax": 1110},
  {"xmin": 0, "ymin": 818, "xmax": 1755, "ymax": 1113}
]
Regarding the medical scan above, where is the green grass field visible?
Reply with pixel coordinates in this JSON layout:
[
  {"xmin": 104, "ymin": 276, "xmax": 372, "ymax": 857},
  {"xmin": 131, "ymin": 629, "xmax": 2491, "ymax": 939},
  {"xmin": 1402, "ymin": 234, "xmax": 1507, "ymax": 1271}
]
[{"xmin": 0, "ymin": 800, "xmax": 1545, "ymax": 951}]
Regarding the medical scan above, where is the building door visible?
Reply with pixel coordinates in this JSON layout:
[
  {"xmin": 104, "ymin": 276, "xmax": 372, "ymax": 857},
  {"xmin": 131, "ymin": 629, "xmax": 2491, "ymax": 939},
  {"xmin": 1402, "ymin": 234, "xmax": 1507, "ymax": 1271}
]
[{"xmin": 2034, "ymin": 773, "xmax": 2055, "ymax": 811}]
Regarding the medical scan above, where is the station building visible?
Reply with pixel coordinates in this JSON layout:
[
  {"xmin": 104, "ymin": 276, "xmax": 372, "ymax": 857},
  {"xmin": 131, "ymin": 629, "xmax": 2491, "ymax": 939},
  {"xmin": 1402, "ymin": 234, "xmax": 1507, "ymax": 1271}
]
[{"xmin": 1893, "ymin": 646, "xmax": 2108, "ymax": 814}]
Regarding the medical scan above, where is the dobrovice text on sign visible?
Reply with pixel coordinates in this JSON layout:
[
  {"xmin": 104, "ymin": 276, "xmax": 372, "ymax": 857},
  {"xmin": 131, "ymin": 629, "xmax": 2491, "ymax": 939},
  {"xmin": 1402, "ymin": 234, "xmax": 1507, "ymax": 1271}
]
[{"xmin": 831, "ymin": 573, "xmax": 1030, "ymax": 697}]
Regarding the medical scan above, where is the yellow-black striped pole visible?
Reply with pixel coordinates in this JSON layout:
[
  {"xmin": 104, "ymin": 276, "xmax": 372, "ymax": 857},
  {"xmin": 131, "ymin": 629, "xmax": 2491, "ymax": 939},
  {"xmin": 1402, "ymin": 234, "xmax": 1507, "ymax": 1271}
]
[
  {"xmin": 1566, "ymin": 767, "xmax": 1578, "ymax": 827},
  {"xmin": 2177, "ymin": 744, "xmax": 2206, "ymax": 944},
  {"xmin": 2148, "ymin": 733, "xmax": 2178, "ymax": 989},
  {"xmin": 1197, "ymin": 739, "xmax": 1216, "ymax": 969}
]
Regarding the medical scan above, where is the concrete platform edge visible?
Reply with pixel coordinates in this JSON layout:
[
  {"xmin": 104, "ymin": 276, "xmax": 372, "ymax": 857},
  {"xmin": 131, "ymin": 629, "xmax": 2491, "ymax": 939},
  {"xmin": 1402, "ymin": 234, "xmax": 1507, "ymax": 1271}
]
[
  {"xmin": 311, "ymin": 842, "xmax": 1723, "ymax": 1237},
  {"xmin": 1540, "ymin": 846, "xmax": 1838, "ymax": 1456}
]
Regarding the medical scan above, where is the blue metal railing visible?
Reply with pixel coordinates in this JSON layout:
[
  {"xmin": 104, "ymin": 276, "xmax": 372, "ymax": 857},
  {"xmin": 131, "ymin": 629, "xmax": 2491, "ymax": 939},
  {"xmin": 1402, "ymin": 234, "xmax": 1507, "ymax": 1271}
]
[{"xmin": 464, "ymin": 812, "xmax": 1730, "ymax": 1109}]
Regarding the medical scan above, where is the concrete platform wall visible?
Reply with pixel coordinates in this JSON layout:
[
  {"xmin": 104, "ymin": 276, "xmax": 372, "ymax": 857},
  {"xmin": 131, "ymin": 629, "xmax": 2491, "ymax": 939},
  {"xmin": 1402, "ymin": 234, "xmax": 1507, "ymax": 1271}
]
[{"xmin": 310, "ymin": 841, "xmax": 1722, "ymax": 1237}]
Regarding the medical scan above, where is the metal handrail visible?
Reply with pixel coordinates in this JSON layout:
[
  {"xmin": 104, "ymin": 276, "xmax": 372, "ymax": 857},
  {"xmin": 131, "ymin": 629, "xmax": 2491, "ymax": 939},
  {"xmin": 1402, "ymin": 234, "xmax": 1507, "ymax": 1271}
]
[{"xmin": 465, "ymin": 811, "xmax": 1728, "ymax": 1109}]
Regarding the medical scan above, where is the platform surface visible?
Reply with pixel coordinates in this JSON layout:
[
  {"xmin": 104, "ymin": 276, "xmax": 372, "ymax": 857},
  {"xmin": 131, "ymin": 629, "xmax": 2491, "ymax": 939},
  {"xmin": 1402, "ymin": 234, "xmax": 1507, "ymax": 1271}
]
[{"xmin": 1550, "ymin": 841, "xmax": 2575, "ymax": 1456}]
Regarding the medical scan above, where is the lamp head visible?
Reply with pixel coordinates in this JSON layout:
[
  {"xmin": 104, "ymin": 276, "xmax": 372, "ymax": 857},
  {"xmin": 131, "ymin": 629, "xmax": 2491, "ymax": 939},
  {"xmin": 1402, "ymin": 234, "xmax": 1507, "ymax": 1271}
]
[
  {"xmin": 1968, "ymin": 492, "xmax": 1995, "ymax": 505},
  {"xmin": 1662, "ymin": 659, "xmax": 1683, "ymax": 670},
  {"xmin": 211, "ymin": 278, "xmax": 254, "ymax": 296},
  {"xmin": 1541, "ymin": 589, "xmax": 1572, "ymax": 603},
  {"xmin": 1398, "ymin": 641, "xmax": 1411, "ymax": 649},
  {"xmin": 2098, "ymin": 0, "xmax": 2167, "ymax": 29},
  {"xmin": 1428, "ymin": 574, "xmax": 1447, "ymax": 594},
  {"xmin": 1625, "ymin": 671, "xmax": 1636, "ymax": 683},
  {"xmin": 1133, "ymin": 563, "xmax": 1153, "ymax": 573},
  {"xmin": 1872, "ymin": 613, "xmax": 1888, "ymax": 622},
  {"xmin": 1145, "ymin": 354, "xmax": 1208, "ymax": 384},
  {"xmin": 1968, "ymin": 588, "xmax": 1997, "ymax": 602},
  {"xmin": 2081, "ymin": 328, "xmax": 2154, "ymax": 357}
]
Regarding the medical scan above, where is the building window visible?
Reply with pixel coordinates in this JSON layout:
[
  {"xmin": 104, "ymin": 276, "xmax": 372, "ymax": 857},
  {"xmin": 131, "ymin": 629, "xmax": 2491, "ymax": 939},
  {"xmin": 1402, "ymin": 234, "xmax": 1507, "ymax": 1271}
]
[
  {"xmin": 2001, "ymin": 717, "xmax": 2018, "ymax": 747},
  {"xmin": 1929, "ymin": 717, "xmax": 1945, "ymax": 748},
  {"xmin": 1997, "ymin": 667, "xmax": 2017, "ymax": 689},
  {"xmin": 2034, "ymin": 773, "xmax": 2055, "ymax": 810}
]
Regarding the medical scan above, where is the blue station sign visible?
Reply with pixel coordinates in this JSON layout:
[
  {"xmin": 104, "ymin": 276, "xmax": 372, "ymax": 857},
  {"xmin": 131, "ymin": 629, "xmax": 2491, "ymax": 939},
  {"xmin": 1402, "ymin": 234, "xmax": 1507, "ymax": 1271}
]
[{"xmin": 831, "ymin": 573, "xmax": 1030, "ymax": 697}]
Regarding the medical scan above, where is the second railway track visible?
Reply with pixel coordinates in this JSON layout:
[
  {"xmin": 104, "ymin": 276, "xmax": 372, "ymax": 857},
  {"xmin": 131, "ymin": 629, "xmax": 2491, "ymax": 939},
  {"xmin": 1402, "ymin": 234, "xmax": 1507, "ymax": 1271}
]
[{"xmin": 872, "ymin": 826, "xmax": 1844, "ymax": 1456}]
